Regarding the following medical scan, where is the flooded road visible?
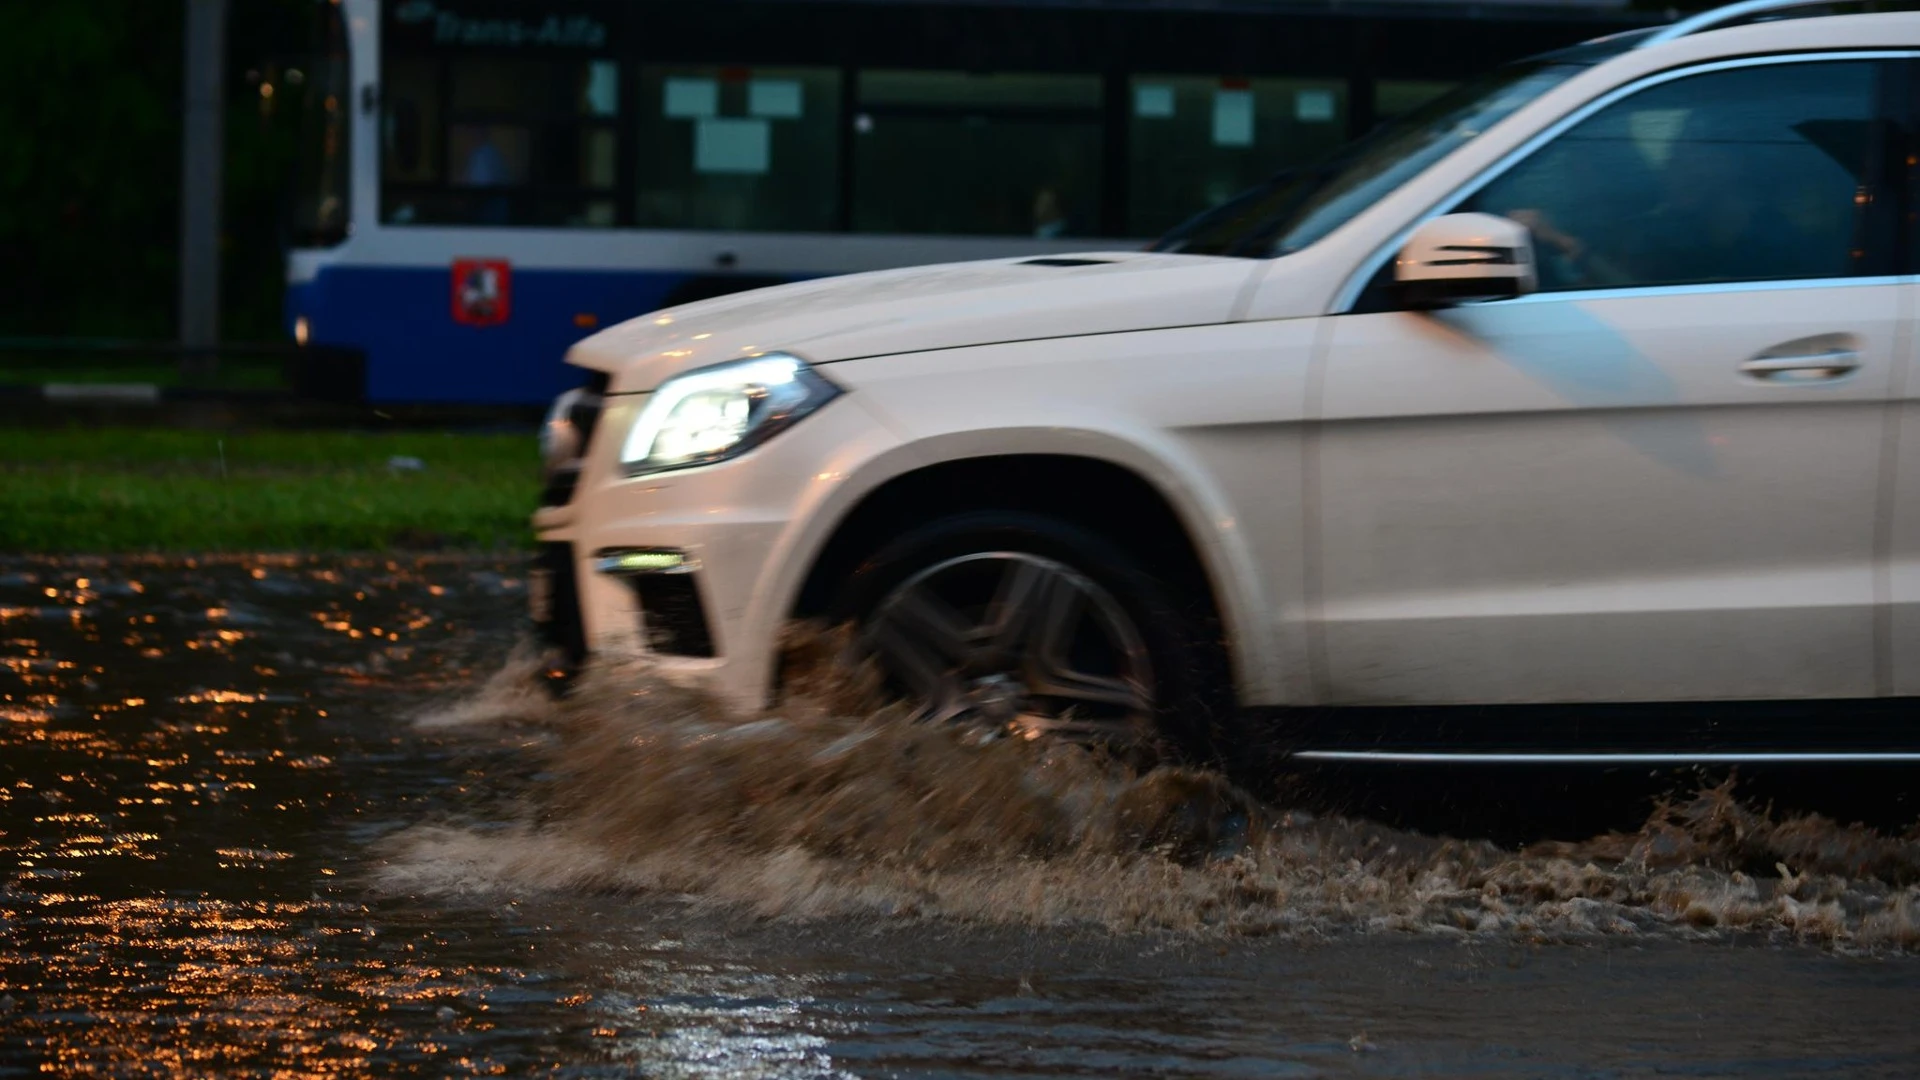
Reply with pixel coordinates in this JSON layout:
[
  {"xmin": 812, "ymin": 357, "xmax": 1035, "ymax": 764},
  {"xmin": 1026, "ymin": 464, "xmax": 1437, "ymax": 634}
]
[{"xmin": 3, "ymin": 556, "xmax": 1919, "ymax": 1077}]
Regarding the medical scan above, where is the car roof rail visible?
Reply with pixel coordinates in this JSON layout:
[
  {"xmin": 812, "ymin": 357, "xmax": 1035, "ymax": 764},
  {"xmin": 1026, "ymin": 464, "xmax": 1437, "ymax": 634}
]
[{"xmin": 1640, "ymin": 0, "xmax": 1907, "ymax": 46}]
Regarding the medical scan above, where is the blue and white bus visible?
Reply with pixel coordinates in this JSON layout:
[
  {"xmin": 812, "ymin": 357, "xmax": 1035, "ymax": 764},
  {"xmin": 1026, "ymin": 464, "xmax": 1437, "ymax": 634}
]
[{"xmin": 287, "ymin": 0, "xmax": 1640, "ymax": 404}]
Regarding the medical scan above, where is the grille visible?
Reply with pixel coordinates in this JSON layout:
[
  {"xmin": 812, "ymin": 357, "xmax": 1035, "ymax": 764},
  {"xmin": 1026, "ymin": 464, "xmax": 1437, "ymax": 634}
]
[
  {"xmin": 539, "ymin": 469, "xmax": 580, "ymax": 507},
  {"xmin": 532, "ymin": 542, "xmax": 586, "ymax": 669},
  {"xmin": 625, "ymin": 573, "xmax": 716, "ymax": 658}
]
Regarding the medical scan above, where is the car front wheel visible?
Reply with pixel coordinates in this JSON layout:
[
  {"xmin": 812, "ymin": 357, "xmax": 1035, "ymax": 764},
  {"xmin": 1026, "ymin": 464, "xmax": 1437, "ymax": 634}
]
[{"xmin": 834, "ymin": 511, "xmax": 1229, "ymax": 764}]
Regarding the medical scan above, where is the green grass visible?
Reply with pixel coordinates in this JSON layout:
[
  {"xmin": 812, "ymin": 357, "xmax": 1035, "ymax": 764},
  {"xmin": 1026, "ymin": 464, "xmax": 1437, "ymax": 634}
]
[{"xmin": 0, "ymin": 429, "xmax": 540, "ymax": 552}]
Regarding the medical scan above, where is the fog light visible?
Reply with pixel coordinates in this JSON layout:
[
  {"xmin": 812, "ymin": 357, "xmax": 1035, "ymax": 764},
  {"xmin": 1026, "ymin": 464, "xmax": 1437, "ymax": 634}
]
[{"xmin": 594, "ymin": 548, "xmax": 697, "ymax": 575}]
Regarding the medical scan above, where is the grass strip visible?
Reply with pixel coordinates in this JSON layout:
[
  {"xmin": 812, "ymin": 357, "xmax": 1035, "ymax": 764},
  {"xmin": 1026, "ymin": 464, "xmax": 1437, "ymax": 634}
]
[{"xmin": 0, "ymin": 428, "xmax": 539, "ymax": 552}]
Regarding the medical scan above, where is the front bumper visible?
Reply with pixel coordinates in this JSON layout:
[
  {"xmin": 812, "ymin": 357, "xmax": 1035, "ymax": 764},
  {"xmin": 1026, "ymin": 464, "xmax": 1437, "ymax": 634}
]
[
  {"xmin": 530, "ymin": 540, "xmax": 588, "ymax": 670},
  {"xmin": 531, "ymin": 389, "xmax": 907, "ymax": 714}
]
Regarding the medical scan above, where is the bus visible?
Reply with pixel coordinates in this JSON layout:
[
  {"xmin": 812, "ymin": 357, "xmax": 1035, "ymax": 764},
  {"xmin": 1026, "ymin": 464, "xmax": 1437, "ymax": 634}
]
[{"xmin": 287, "ymin": 0, "xmax": 1645, "ymax": 404}]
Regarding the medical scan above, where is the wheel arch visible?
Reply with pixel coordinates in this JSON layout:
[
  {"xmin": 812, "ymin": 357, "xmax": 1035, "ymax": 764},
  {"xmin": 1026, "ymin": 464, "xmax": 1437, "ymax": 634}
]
[{"xmin": 787, "ymin": 448, "xmax": 1257, "ymax": 704}]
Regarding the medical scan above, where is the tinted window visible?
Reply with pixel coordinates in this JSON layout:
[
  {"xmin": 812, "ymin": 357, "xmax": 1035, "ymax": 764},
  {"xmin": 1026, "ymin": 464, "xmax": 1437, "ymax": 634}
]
[
  {"xmin": 1128, "ymin": 76, "xmax": 1348, "ymax": 236},
  {"xmin": 382, "ymin": 56, "xmax": 621, "ymax": 227},
  {"xmin": 633, "ymin": 66, "xmax": 841, "ymax": 232},
  {"xmin": 1375, "ymin": 80, "xmax": 1455, "ymax": 123},
  {"xmin": 292, "ymin": 0, "xmax": 351, "ymax": 247},
  {"xmin": 852, "ymin": 72, "xmax": 1102, "ymax": 237},
  {"xmin": 1154, "ymin": 61, "xmax": 1586, "ymax": 257},
  {"xmin": 1465, "ymin": 61, "xmax": 1881, "ymax": 290}
]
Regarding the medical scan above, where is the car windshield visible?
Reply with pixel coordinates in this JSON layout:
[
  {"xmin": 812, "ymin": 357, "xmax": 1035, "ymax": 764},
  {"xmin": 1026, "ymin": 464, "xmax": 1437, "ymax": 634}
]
[{"xmin": 1151, "ymin": 47, "xmax": 1626, "ymax": 258}]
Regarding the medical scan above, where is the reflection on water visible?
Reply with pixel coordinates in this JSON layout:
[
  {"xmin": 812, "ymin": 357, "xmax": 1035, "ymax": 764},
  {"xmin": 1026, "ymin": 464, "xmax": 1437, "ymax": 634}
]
[
  {"xmin": 3, "ymin": 557, "xmax": 1919, "ymax": 1078},
  {"xmin": 0, "ymin": 557, "xmax": 580, "ymax": 1076}
]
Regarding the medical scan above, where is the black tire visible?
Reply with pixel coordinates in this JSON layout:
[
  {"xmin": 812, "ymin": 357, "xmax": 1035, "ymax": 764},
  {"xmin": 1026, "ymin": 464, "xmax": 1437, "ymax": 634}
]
[{"xmin": 830, "ymin": 510, "xmax": 1237, "ymax": 767}]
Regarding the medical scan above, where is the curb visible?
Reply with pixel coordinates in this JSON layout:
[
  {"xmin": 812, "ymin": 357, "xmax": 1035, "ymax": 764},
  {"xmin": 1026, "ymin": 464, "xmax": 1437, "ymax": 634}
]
[
  {"xmin": 0, "ymin": 383, "xmax": 545, "ymax": 431},
  {"xmin": 40, "ymin": 383, "xmax": 164, "ymax": 404}
]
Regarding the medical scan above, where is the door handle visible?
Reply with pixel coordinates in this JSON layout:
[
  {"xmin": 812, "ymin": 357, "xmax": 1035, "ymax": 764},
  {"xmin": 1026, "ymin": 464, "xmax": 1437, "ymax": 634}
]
[{"xmin": 1739, "ymin": 350, "xmax": 1861, "ymax": 380}]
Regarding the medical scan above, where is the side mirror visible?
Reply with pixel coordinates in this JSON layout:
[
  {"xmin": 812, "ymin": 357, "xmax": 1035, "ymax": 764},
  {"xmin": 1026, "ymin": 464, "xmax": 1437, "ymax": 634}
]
[{"xmin": 1393, "ymin": 212, "xmax": 1538, "ymax": 308}]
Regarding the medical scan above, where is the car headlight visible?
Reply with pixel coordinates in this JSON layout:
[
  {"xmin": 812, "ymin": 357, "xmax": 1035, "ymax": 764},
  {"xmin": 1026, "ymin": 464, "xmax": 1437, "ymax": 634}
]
[{"xmin": 620, "ymin": 352, "xmax": 841, "ymax": 476}]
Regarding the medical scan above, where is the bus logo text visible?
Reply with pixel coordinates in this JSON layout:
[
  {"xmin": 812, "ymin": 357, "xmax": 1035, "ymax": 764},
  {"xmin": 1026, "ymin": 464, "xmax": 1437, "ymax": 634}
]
[{"xmin": 397, "ymin": 3, "xmax": 608, "ymax": 49}]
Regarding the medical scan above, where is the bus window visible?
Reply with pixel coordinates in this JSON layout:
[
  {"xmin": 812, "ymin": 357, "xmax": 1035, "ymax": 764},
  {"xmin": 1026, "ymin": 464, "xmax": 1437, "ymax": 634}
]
[
  {"xmin": 381, "ymin": 56, "xmax": 620, "ymax": 228},
  {"xmin": 1376, "ymin": 80, "xmax": 1456, "ymax": 123},
  {"xmin": 633, "ymin": 66, "xmax": 840, "ymax": 233},
  {"xmin": 852, "ymin": 71, "xmax": 1102, "ymax": 238},
  {"xmin": 449, "ymin": 124, "xmax": 531, "ymax": 187},
  {"xmin": 1127, "ymin": 76, "xmax": 1347, "ymax": 237},
  {"xmin": 382, "ymin": 59, "xmax": 439, "ymax": 186},
  {"xmin": 291, "ymin": 0, "xmax": 350, "ymax": 248}
]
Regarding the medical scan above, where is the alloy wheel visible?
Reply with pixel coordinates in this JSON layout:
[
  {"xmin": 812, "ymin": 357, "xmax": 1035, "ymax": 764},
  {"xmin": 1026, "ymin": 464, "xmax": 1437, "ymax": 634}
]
[{"xmin": 863, "ymin": 551, "xmax": 1156, "ymax": 747}]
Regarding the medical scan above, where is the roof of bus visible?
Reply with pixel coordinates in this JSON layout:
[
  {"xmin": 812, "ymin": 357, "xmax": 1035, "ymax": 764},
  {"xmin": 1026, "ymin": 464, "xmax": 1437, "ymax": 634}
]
[{"xmin": 741, "ymin": 0, "xmax": 1639, "ymax": 14}]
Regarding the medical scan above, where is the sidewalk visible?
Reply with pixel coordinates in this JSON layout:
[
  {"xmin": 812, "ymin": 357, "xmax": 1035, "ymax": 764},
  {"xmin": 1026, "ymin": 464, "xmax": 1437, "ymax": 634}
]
[
  {"xmin": 0, "ymin": 382, "xmax": 543, "ymax": 431},
  {"xmin": 0, "ymin": 342, "xmax": 547, "ymax": 431}
]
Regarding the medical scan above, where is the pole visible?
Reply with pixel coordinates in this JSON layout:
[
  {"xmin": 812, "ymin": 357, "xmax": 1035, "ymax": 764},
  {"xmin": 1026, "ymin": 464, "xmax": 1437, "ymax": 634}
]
[{"xmin": 178, "ymin": 0, "xmax": 228, "ymax": 369}]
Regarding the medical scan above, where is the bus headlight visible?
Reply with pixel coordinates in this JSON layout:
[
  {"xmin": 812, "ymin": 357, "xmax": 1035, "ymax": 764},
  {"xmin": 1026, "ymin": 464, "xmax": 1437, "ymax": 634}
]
[{"xmin": 620, "ymin": 352, "xmax": 841, "ymax": 476}]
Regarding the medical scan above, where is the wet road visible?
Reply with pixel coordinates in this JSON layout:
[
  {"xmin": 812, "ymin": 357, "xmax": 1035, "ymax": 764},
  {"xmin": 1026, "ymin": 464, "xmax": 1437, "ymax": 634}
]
[{"xmin": 3, "ymin": 556, "xmax": 1919, "ymax": 1077}]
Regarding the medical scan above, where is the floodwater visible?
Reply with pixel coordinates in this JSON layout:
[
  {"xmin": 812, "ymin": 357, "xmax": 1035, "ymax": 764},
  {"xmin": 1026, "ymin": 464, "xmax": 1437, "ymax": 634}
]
[{"xmin": 4, "ymin": 556, "xmax": 1920, "ymax": 1078}]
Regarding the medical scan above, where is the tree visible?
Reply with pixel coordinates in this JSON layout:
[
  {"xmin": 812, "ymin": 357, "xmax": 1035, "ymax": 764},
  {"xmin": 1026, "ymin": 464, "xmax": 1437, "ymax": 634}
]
[
  {"xmin": 0, "ymin": 3, "xmax": 183, "ymax": 339},
  {"xmin": 0, "ymin": 0, "xmax": 316, "ymax": 342}
]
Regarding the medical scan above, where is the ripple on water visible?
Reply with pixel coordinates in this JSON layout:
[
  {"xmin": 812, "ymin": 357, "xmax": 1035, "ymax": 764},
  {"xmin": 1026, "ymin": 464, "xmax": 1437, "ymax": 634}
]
[
  {"xmin": 0, "ymin": 555, "xmax": 567, "ymax": 1075},
  {"xmin": 4, "ymin": 555, "xmax": 1920, "ymax": 1078}
]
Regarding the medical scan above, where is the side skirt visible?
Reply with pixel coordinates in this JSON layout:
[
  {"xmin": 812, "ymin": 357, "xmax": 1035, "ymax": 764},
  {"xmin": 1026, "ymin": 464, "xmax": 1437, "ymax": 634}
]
[{"xmin": 1258, "ymin": 697, "xmax": 1920, "ymax": 765}]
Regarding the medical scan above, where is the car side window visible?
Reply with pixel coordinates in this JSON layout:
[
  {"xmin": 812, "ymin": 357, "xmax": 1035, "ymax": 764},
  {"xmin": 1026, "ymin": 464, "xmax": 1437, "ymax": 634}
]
[{"xmin": 1462, "ymin": 61, "xmax": 1882, "ymax": 292}]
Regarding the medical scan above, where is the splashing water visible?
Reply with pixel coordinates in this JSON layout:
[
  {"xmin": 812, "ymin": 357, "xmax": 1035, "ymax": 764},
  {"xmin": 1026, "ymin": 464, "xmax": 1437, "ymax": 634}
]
[
  {"xmin": 378, "ymin": 637, "xmax": 1920, "ymax": 949},
  {"xmin": 409, "ymin": 640, "xmax": 559, "ymax": 732}
]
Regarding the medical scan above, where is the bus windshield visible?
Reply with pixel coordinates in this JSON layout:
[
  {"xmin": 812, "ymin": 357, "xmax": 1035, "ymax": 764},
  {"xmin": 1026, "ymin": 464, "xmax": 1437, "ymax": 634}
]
[
  {"xmin": 291, "ymin": 0, "xmax": 351, "ymax": 248},
  {"xmin": 1151, "ymin": 59, "xmax": 1590, "ymax": 258}
]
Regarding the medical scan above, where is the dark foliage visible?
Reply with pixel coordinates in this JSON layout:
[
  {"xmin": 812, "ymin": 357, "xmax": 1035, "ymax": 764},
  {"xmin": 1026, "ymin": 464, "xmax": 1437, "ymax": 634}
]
[{"xmin": 0, "ymin": 1, "xmax": 317, "ymax": 341}]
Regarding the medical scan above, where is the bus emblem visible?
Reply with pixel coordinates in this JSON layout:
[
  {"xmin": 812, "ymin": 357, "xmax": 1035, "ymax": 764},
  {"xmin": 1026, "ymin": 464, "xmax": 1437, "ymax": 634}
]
[{"xmin": 451, "ymin": 258, "xmax": 511, "ymax": 327}]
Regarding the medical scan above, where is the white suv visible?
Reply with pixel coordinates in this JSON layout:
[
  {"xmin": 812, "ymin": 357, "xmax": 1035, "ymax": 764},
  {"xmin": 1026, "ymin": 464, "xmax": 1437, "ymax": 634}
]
[{"xmin": 533, "ymin": 0, "xmax": 1920, "ymax": 765}]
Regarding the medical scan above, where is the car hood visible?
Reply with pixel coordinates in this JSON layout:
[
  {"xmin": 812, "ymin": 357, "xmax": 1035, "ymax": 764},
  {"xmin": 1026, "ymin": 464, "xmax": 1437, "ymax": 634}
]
[{"xmin": 567, "ymin": 251, "xmax": 1260, "ymax": 393}]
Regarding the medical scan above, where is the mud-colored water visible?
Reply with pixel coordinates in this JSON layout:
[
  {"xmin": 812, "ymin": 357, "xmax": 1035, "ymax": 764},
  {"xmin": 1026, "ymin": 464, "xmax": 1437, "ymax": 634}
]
[{"xmin": 4, "ymin": 556, "xmax": 1919, "ymax": 1077}]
